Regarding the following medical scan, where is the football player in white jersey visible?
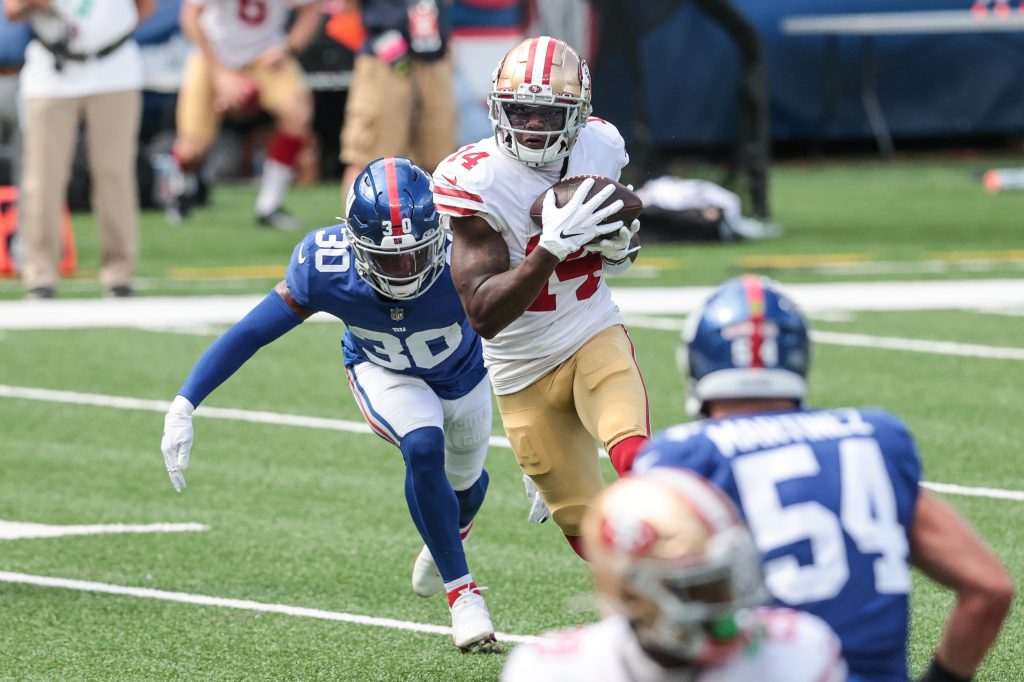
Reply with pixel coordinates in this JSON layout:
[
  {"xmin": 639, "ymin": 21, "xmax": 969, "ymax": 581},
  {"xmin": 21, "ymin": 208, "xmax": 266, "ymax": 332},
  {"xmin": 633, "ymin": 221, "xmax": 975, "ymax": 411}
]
[
  {"xmin": 161, "ymin": 0, "xmax": 322, "ymax": 229},
  {"xmin": 433, "ymin": 36, "xmax": 651, "ymax": 559},
  {"xmin": 501, "ymin": 469, "xmax": 849, "ymax": 682}
]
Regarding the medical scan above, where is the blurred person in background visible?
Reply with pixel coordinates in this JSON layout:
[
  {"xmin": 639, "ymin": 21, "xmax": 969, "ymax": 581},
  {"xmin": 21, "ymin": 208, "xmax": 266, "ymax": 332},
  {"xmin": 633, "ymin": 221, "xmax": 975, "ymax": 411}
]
[
  {"xmin": 161, "ymin": 157, "xmax": 498, "ymax": 652},
  {"xmin": 162, "ymin": 0, "xmax": 322, "ymax": 230},
  {"xmin": 4, "ymin": 0, "xmax": 154, "ymax": 299},
  {"xmin": 636, "ymin": 274, "xmax": 1014, "ymax": 682},
  {"xmin": 501, "ymin": 468, "xmax": 847, "ymax": 682},
  {"xmin": 0, "ymin": 13, "xmax": 29, "ymax": 186},
  {"xmin": 337, "ymin": 0, "xmax": 456, "ymax": 196}
]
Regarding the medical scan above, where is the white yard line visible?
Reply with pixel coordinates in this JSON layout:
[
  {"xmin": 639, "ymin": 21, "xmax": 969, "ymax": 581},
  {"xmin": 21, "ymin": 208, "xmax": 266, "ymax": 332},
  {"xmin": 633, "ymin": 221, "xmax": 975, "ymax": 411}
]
[
  {"xmin": 622, "ymin": 315, "xmax": 1024, "ymax": 361},
  {"xmin": 0, "ymin": 521, "xmax": 208, "ymax": 541},
  {"xmin": 4, "ymin": 279, "xmax": 1024, "ymax": 330},
  {"xmin": 2, "ymin": 384, "xmax": 1019, "ymax": 504},
  {"xmin": 0, "ymin": 571, "xmax": 539, "ymax": 645}
]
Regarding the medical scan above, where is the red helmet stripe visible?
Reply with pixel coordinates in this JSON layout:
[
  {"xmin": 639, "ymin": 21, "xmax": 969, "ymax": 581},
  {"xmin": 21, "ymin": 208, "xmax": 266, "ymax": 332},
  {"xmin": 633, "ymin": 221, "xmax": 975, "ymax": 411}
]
[
  {"xmin": 382, "ymin": 156, "xmax": 404, "ymax": 234},
  {"xmin": 541, "ymin": 37, "xmax": 556, "ymax": 84},
  {"xmin": 743, "ymin": 274, "xmax": 765, "ymax": 368},
  {"xmin": 524, "ymin": 37, "xmax": 539, "ymax": 83}
]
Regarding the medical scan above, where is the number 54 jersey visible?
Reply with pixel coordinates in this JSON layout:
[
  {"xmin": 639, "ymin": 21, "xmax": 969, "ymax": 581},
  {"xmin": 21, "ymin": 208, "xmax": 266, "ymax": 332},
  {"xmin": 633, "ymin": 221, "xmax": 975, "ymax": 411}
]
[
  {"xmin": 432, "ymin": 120, "xmax": 630, "ymax": 395},
  {"xmin": 635, "ymin": 407, "xmax": 922, "ymax": 682},
  {"xmin": 285, "ymin": 224, "xmax": 486, "ymax": 400}
]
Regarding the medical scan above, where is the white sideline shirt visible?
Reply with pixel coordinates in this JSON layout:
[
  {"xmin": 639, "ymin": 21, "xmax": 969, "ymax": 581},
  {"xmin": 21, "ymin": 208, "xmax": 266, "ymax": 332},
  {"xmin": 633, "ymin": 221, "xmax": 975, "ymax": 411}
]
[{"xmin": 21, "ymin": 0, "xmax": 143, "ymax": 100}]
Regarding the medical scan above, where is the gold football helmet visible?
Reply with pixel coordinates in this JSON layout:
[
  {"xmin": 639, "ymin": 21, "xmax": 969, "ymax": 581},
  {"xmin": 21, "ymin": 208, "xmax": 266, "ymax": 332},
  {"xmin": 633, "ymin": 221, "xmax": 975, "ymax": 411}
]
[
  {"xmin": 582, "ymin": 469, "xmax": 767, "ymax": 666},
  {"xmin": 488, "ymin": 36, "xmax": 593, "ymax": 167}
]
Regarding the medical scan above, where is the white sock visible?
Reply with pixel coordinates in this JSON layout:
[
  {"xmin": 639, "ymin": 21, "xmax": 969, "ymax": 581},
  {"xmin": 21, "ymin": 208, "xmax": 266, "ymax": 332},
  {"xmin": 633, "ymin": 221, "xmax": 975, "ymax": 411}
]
[
  {"xmin": 256, "ymin": 159, "xmax": 294, "ymax": 216},
  {"xmin": 444, "ymin": 575, "xmax": 474, "ymax": 593}
]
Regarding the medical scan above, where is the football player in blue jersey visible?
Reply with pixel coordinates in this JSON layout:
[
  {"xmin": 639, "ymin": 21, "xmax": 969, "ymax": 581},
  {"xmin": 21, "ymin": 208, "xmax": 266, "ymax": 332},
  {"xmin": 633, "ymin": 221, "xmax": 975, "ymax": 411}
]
[
  {"xmin": 159, "ymin": 157, "xmax": 497, "ymax": 651},
  {"xmin": 634, "ymin": 274, "xmax": 1013, "ymax": 682}
]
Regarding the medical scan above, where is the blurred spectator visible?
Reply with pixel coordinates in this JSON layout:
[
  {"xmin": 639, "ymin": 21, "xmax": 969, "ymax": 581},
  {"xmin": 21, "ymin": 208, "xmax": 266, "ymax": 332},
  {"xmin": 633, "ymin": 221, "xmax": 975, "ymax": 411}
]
[
  {"xmin": 4, "ymin": 0, "xmax": 154, "ymax": 299},
  {"xmin": 0, "ymin": 14, "xmax": 29, "ymax": 185},
  {"xmin": 162, "ymin": 0, "xmax": 323, "ymax": 231},
  {"xmin": 449, "ymin": 0, "xmax": 522, "ymax": 147},
  {"xmin": 337, "ymin": 0, "xmax": 456, "ymax": 194}
]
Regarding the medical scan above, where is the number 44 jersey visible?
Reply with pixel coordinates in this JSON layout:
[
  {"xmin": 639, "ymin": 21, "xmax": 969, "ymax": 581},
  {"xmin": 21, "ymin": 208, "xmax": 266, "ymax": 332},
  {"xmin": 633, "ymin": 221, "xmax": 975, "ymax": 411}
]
[
  {"xmin": 635, "ymin": 407, "xmax": 922, "ymax": 682},
  {"xmin": 432, "ymin": 120, "xmax": 630, "ymax": 395},
  {"xmin": 285, "ymin": 224, "xmax": 485, "ymax": 400}
]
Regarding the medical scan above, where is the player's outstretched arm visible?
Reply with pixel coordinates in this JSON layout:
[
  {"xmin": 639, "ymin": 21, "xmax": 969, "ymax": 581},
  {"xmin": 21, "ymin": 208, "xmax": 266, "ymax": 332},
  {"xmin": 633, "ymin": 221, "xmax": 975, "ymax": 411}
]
[
  {"xmin": 910, "ymin": 490, "xmax": 1014, "ymax": 681},
  {"xmin": 160, "ymin": 282, "xmax": 312, "ymax": 492}
]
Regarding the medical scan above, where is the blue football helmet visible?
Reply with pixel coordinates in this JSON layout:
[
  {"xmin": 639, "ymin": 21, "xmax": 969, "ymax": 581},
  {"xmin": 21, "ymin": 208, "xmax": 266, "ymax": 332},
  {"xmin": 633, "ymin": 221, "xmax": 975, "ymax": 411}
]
[
  {"xmin": 681, "ymin": 275, "xmax": 810, "ymax": 416},
  {"xmin": 344, "ymin": 157, "xmax": 446, "ymax": 300}
]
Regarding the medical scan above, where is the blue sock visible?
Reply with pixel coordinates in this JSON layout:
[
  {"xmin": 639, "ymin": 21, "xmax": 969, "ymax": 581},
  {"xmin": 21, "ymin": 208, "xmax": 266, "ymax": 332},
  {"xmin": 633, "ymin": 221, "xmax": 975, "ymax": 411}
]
[
  {"xmin": 454, "ymin": 469, "xmax": 489, "ymax": 530},
  {"xmin": 400, "ymin": 427, "xmax": 468, "ymax": 583}
]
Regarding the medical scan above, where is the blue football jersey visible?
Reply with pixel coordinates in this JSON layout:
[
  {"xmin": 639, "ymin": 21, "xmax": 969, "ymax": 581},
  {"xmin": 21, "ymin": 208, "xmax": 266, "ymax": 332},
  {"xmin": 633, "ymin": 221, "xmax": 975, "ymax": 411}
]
[
  {"xmin": 636, "ymin": 407, "xmax": 922, "ymax": 682},
  {"xmin": 285, "ymin": 224, "xmax": 485, "ymax": 399}
]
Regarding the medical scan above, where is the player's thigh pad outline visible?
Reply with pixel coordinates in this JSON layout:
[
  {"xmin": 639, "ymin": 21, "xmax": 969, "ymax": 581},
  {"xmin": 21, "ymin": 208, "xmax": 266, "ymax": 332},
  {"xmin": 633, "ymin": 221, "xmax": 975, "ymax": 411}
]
[
  {"xmin": 346, "ymin": 362, "xmax": 443, "ymax": 446},
  {"xmin": 176, "ymin": 51, "xmax": 221, "ymax": 147},
  {"xmin": 340, "ymin": 54, "xmax": 414, "ymax": 166},
  {"xmin": 573, "ymin": 325, "xmax": 651, "ymax": 449},
  {"xmin": 440, "ymin": 375, "xmax": 492, "ymax": 490},
  {"xmin": 246, "ymin": 56, "xmax": 311, "ymax": 119},
  {"xmin": 496, "ymin": 358, "xmax": 604, "ymax": 536}
]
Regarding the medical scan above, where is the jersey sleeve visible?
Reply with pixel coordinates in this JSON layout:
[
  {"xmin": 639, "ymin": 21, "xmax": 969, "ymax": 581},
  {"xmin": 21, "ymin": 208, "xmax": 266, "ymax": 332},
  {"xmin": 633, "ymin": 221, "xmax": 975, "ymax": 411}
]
[
  {"xmin": 862, "ymin": 408, "xmax": 924, "ymax": 522},
  {"xmin": 633, "ymin": 423, "xmax": 715, "ymax": 477},
  {"xmin": 571, "ymin": 117, "xmax": 629, "ymax": 181},
  {"xmin": 284, "ymin": 230, "xmax": 318, "ymax": 309},
  {"xmin": 432, "ymin": 147, "xmax": 496, "ymax": 219}
]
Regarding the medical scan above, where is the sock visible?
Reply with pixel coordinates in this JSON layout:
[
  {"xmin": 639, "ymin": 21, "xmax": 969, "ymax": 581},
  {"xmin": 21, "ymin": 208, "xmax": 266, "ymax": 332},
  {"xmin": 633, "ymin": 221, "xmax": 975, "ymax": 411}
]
[
  {"xmin": 256, "ymin": 132, "xmax": 303, "ymax": 216},
  {"xmin": 445, "ymin": 576, "xmax": 477, "ymax": 607},
  {"xmin": 609, "ymin": 435, "xmax": 648, "ymax": 476},
  {"xmin": 565, "ymin": 534, "xmax": 588, "ymax": 560},
  {"xmin": 400, "ymin": 427, "xmax": 469, "ymax": 585},
  {"xmin": 453, "ymin": 469, "xmax": 489, "ymax": 530},
  {"xmin": 171, "ymin": 147, "xmax": 199, "ymax": 173}
]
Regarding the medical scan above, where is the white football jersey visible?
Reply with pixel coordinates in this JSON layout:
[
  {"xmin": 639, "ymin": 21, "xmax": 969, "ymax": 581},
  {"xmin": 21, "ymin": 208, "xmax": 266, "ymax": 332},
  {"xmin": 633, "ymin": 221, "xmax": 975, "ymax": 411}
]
[
  {"xmin": 433, "ymin": 120, "xmax": 630, "ymax": 394},
  {"xmin": 501, "ymin": 609, "xmax": 847, "ymax": 682},
  {"xmin": 188, "ymin": 0, "xmax": 317, "ymax": 69}
]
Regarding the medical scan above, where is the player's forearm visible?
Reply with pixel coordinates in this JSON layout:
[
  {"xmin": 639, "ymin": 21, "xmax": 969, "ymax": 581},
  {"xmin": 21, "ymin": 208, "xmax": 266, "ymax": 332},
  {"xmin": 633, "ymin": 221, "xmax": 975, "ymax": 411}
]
[
  {"xmin": 178, "ymin": 291, "xmax": 302, "ymax": 406},
  {"xmin": 4, "ymin": 0, "xmax": 41, "ymax": 22},
  {"xmin": 932, "ymin": 585, "xmax": 1013, "ymax": 678},
  {"xmin": 459, "ymin": 250, "xmax": 558, "ymax": 339},
  {"xmin": 287, "ymin": 3, "xmax": 323, "ymax": 54}
]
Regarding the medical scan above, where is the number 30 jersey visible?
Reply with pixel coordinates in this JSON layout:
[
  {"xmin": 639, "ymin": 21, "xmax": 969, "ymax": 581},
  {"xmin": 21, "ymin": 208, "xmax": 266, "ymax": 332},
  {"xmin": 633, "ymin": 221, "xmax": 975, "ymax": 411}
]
[
  {"xmin": 285, "ymin": 224, "xmax": 486, "ymax": 400},
  {"xmin": 635, "ymin": 407, "xmax": 922, "ymax": 682},
  {"xmin": 433, "ymin": 121, "xmax": 630, "ymax": 395}
]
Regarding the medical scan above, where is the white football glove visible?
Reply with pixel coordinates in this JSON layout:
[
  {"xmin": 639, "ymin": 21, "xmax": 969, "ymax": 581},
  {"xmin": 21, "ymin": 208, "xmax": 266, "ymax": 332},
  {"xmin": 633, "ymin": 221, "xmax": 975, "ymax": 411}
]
[
  {"xmin": 523, "ymin": 474, "xmax": 550, "ymax": 524},
  {"xmin": 161, "ymin": 395, "xmax": 195, "ymax": 492},
  {"xmin": 538, "ymin": 177, "xmax": 625, "ymax": 261},
  {"xmin": 584, "ymin": 218, "xmax": 641, "ymax": 262}
]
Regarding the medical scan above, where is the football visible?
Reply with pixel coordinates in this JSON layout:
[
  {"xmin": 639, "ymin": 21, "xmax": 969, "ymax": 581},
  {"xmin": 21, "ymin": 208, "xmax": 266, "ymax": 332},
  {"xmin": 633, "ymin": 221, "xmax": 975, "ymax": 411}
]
[{"xmin": 529, "ymin": 175, "xmax": 643, "ymax": 233}]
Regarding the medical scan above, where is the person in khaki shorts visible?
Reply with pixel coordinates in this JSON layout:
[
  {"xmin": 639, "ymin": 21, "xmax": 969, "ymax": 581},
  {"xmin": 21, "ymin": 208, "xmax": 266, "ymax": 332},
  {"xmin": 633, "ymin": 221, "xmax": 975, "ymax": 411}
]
[
  {"xmin": 163, "ymin": 0, "xmax": 322, "ymax": 230},
  {"xmin": 338, "ymin": 0, "xmax": 456, "ymax": 195},
  {"xmin": 4, "ymin": 0, "xmax": 154, "ymax": 299}
]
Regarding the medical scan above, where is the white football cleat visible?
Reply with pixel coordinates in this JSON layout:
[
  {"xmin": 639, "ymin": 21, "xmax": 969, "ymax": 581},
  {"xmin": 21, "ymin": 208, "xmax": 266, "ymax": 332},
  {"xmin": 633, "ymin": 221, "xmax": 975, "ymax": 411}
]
[
  {"xmin": 450, "ymin": 585, "xmax": 495, "ymax": 651},
  {"xmin": 411, "ymin": 545, "xmax": 442, "ymax": 598},
  {"xmin": 523, "ymin": 474, "xmax": 551, "ymax": 524}
]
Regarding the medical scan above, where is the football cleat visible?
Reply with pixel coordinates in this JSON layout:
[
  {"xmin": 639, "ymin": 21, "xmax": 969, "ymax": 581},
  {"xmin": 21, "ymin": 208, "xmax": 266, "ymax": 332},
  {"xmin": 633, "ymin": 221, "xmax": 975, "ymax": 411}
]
[
  {"xmin": 411, "ymin": 522, "xmax": 474, "ymax": 598},
  {"xmin": 256, "ymin": 207, "xmax": 302, "ymax": 232},
  {"xmin": 449, "ymin": 583, "xmax": 496, "ymax": 651},
  {"xmin": 523, "ymin": 474, "xmax": 550, "ymax": 524}
]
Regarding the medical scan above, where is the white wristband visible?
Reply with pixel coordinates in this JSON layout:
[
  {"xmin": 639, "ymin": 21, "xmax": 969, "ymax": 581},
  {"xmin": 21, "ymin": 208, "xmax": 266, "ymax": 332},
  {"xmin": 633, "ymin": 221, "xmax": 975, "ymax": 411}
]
[{"xmin": 170, "ymin": 395, "xmax": 195, "ymax": 416}]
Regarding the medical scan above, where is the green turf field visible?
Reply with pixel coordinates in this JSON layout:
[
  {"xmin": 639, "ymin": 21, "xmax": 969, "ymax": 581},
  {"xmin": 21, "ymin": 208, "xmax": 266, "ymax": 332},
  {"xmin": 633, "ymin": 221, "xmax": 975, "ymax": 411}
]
[{"xmin": 1, "ymin": 157, "xmax": 1022, "ymax": 680}]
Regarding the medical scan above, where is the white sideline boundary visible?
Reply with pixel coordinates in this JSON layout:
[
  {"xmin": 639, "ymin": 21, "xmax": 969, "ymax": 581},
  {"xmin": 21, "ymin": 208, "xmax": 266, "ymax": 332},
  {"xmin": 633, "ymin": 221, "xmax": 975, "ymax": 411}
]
[
  {"xmin": 1, "ymin": 384, "xmax": 1020, "ymax": 503},
  {"xmin": 0, "ymin": 571, "xmax": 539, "ymax": 646}
]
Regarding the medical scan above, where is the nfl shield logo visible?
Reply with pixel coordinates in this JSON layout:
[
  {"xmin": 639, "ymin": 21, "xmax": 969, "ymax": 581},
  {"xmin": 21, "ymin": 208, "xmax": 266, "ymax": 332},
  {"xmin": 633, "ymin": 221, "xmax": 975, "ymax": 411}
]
[{"xmin": 390, "ymin": 308, "xmax": 405, "ymax": 321}]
